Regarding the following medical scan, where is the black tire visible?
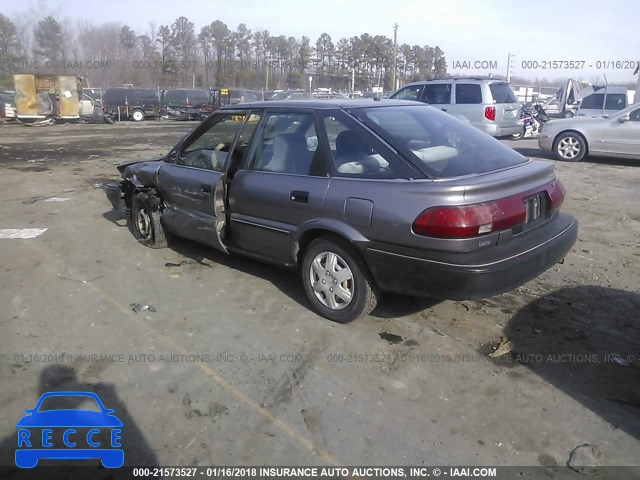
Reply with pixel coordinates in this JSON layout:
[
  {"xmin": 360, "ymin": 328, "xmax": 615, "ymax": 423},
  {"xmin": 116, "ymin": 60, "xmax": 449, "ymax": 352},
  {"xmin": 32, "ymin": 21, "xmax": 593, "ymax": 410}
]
[
  {"xmin": 511, "ymin": 127, "xmax": 524, "ymax": 140},
  {"xmin": 554, "ymin": 131, "xmax": 587, "ymax": 162},
  {"xmin": 131, "ymin": 192, "xmax": 170, "ymax": 248},
  {"xmin": 301, "ymin": 236, "xmax": 379, "ymax": 323},
  {"xmin": 564, "ymin": 110, "xmax": 574, "ymax": 118}
]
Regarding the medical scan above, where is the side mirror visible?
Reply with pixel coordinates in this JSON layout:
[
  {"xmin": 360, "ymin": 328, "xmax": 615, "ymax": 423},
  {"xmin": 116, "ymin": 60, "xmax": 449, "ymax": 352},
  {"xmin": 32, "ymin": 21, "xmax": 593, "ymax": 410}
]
[{"xmin": 618, "ymin": 115, "xmax": 630, "ymax": 123}]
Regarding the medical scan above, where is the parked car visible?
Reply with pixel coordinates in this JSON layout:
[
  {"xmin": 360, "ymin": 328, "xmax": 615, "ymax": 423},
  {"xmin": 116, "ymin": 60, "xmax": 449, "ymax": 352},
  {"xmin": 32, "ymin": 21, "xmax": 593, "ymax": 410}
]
[
  {"xmin": 391, "ymin": 78, "xmax": 521, "ymax": 138},
  {"xmin": 228, "ymin": 88, "xmax": 261, "ymax": 104},
  {"xmin": 107, "ymin": 100, "xmax": 577, "ymax": 323},
  {"xmin": 267, "ymin": 89, "xmax": 305, "ymax": 101},
  {"xmin": 102, "ymin": 87, "xmax": 161, "ymax": 121},
  {"xmin": 576, "ymin": 86, "xmax": 628, "ymax": 118},
  {"xmin": 538, "ymin": 103, "xmax": 640, "ymax": 162}
]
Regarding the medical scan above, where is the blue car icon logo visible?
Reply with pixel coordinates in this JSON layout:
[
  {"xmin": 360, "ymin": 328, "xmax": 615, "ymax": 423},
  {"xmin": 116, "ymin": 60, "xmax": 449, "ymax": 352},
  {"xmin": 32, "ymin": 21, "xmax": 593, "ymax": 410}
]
[{"xmin": 15, "ymin": 391, "xmax": 124, "ymax": 468}]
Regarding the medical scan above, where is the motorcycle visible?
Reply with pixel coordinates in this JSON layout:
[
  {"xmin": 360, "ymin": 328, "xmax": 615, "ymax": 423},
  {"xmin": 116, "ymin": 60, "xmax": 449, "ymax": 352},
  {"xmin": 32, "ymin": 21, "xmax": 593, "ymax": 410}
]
[{"xmin": 511, "ymin": 106, "xmax": 537, "ymax": 140}]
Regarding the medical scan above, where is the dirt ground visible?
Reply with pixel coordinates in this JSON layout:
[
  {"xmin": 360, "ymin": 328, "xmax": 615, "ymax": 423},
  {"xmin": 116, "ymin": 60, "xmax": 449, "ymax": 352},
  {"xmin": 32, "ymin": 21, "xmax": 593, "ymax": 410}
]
[{"xmin": 0, "ymin": 121, "xmax": 638, "ymax": 475}]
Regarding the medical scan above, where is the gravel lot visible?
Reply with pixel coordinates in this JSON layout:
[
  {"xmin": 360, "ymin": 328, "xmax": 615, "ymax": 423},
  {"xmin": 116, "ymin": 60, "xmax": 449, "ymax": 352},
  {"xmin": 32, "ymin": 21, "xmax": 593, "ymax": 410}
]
[{"xmin": 0, "ymin": 121, "xmax": 638, "ymax": 474}]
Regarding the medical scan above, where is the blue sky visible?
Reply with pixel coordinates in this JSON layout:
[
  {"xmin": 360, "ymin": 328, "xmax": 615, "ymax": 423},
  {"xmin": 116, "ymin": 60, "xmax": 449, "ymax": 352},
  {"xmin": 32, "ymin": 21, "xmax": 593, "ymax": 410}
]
[{"xmin": 3, "ymin": 0, "xmax": 639, "ymax": 83}]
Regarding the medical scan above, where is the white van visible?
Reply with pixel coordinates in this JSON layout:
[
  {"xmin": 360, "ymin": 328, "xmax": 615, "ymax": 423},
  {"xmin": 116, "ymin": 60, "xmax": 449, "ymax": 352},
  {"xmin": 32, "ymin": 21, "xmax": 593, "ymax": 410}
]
[{"xmin": 577, "ymin": 86, "xmax": 628, "ymax": 117}]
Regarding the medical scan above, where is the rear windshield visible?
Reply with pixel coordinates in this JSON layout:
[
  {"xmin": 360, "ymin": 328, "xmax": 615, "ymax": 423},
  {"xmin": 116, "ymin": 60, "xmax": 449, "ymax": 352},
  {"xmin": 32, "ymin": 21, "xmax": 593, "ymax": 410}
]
[
  {"xmin": 489, "ymin": 83, "xmax": 517, "ymax": 104},
  {"xmin": 349, "ymin": 105, "xmax": 528, "ymax": 179}
]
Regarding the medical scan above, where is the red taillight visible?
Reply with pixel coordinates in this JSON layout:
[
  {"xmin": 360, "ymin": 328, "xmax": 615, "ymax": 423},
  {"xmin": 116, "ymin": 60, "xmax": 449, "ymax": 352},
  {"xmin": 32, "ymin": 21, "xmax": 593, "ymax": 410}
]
[
  {"xmin": 412, "ymin": 180, "xmax": 566, "ymax": 238},
  {"xmin": 548, "ymin": 179, "xmax": 566, "ymax": 212},
  {"xmin": 484, "ymin": 106, "xmax": 496, "ymax": 121}
]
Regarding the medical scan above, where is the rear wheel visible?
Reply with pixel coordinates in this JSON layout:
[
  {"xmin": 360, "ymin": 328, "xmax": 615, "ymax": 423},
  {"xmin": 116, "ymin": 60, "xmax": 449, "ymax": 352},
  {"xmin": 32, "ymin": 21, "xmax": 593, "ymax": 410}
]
[
  {"xmin": 301, "ymin": 237, "xmax": 379, "ymax": 323},
  {"xmin": 554, "ymin": 132, "xmax": 586, "ymax": 162},
  {"xmin": 511, "ymin": 127, "xmax": 525, "ymax": 140},
  {"xmin": 131, "ymin": 192, "xmax": 170, "ymax": 248},
  {"xmin": 131, "ymin": 109, "xmax": 145, "ymax": 122}
]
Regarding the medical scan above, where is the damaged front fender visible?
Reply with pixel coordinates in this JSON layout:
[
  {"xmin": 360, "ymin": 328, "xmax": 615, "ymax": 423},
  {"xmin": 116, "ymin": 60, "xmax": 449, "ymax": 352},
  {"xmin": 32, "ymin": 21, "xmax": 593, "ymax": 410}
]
[{"xmin": 107, "ymin": 158, "xmax": 163, "ymax": 212}]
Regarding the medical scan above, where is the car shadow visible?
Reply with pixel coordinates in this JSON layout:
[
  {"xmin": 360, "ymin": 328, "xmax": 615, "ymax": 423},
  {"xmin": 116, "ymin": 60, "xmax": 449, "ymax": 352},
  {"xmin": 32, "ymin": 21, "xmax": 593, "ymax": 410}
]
[
  {"xmin": 102, "ymin": 209, "xmax": 440, "ymax": 319},
  {"xmin": 490, "ymin": 286, "xmax": 640, "ymax": 440},
  {"xmin": 0, "ymin": 365, "xmax": 158, "ymax": 478}
]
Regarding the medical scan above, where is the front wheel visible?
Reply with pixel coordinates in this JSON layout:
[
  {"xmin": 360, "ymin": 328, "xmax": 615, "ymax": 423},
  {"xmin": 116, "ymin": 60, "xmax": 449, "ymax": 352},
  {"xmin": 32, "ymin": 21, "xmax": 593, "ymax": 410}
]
[
  {"xmin": 564, "ymin": 110, "xmax": 574, "ymax": 118},
  {"xmin": 131, "ymin": 192, "xmax": 170, "ymax": 248},
  {"xmin": 301, "ymin": 237, "xmax": 379, "ymax": 323},
  {"xmin": 554, "ymin": 132, "xmax": 586, "ymax": 162}
]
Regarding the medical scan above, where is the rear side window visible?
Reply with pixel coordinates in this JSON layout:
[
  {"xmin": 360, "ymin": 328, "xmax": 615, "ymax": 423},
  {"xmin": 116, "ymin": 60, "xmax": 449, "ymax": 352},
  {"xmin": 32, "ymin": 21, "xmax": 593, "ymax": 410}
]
[
  {"xmin": 455, "ymin": 84, "xmax": 482, "ymax": 104},
  {"xmin": 580, "ymin": 94, "xmax": 604, "ymax": 110},
  {"xmin": 322, "ymin": 111, "xmax": 415, "ymax": 179},
  {"xmin": 392, "ymin": 85, "xmax": 423, "ymax": 101},
  {"xmin": 350, "ymin": 105, "xmax": 527, "ymax": 179},
  {"xmin": 489, "ymin": 83, "xmax": 517, "ymax": 104},
  {"xmin": 604, "ymin": 94, "xmax": 626, "ymax": 110},
  {"xmin": 421, "ymin": 84, "xmax": 451, "ymax": 104}
]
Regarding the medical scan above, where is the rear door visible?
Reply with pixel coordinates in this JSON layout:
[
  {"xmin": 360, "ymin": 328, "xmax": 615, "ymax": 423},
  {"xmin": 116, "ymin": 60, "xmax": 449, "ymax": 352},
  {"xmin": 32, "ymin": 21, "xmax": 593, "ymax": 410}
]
[
  {"xmin": 450, "ymin": 83, "xmax": 483, "ymax": 126},
  {"xmin": 488, "ymin": 82, "xmax": 519, "ymax": 128},
  {"xmin": 227, "ymin": 110, "xmax": 330, "ymax": 264},
  {"xmin": 157, "ymin": 111, "xmax": 258, "ymax": 251}
]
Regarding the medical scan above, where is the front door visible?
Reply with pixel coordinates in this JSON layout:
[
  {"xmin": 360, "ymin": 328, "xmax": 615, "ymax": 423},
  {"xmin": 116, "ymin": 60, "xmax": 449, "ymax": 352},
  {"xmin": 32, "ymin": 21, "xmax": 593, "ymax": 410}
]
[
  {"xmin": 227, "ymin": 111, "xmax": 330, "ymax": 264},
  {"xmin": 157, "ymin": 111, "xmax": 258, "ymax": 251},
  {"xmin": 602, "ymin": 106, "xmax": 640, "ymax": 157}
]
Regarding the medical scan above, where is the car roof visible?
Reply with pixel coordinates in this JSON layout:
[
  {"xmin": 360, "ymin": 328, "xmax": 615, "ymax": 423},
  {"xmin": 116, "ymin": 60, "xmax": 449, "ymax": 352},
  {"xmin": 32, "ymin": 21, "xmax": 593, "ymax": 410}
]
[
  {"xmin": 401, "ymin": 78, "xmax": 506, "ymax": 87},
  {"xmin": 220, "ymin": 99, "xmax": 420, "ymax": 110}
]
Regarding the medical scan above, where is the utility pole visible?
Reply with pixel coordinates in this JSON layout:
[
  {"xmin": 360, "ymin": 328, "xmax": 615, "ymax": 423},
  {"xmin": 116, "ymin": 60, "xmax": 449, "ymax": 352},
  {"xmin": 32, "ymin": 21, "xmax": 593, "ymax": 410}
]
[
  {"xmin": 506, "ymin": 52, "xmax": 513, "ymax": 83},
  {"xmin": 265, "ymin": 53, "xmax": 270, "ymax": 92},
  {"xmin": 392, "ymin": 23, "xmax": 399, "ymax": 91}
]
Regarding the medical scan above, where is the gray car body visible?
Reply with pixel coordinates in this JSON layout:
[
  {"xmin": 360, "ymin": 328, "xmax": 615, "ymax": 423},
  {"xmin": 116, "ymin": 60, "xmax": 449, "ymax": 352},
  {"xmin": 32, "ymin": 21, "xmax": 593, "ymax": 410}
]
[
  {"xmin": 113, "ymin": 100, "xmax": 577, "ymax": 300},
  {"xmin": 538, "ymin": 103, "xmax": 640, "ymax": 160}
]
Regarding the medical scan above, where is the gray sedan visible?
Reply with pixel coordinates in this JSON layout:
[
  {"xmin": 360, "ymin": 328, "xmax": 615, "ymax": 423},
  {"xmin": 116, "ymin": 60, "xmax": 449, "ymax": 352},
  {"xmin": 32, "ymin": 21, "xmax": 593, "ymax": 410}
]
[
  {"xmin": 538, "ymin": 103, "xmax": 640, "ymax": 161},
  {"xmin": 107, "ymin": 100, "xmax": 577, "ymax": 323}
]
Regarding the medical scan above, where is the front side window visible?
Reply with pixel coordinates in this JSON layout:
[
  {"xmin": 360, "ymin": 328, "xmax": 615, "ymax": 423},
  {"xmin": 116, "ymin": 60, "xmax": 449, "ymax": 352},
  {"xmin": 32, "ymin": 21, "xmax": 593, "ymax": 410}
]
[
  {"xmin": 176, "ymin": 113, "xmax": 259, "ymax": 171},
  {"xmin": 322, "ymin": 112, "xmax": 415, "ymax": 179},
  {"xmin": 455, "ymin": 84, "xmax": 482, "ymax": 104},
  {"xmin": 629, "ymin": 108, "xmax": 640, "ymax": 121},
  {"xmin": 421, "ymin": 84, "xmax": 452, "ymax": 104},
  {"xmin": 247, "ymin": 112, "xmax": 324, "ymax": 176},
  {"xmin": 350, "ymin": 105, "xmax": 527, "ymax": 179},
  {"xmin": 392, "ymin": 85, "xmax": 423, "ymax": 101},
  {"xmin": 580, "ymin": 94, "xmax": 604, "ymax": 110}
]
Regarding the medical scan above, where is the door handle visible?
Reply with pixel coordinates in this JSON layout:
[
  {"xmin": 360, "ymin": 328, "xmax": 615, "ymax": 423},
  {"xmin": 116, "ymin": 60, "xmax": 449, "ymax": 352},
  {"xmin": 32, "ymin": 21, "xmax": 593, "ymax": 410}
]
[
  {"xmin": 290, "ymin": 191, "xmax": 309, "ymax": 203},
  {"xmin": 200, "ymin": 184, "xmax": 212, "ymax": 194}
]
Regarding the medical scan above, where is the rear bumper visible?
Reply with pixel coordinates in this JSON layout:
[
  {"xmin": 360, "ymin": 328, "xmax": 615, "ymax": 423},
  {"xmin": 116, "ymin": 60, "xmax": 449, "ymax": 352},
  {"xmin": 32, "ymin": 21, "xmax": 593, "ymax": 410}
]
[
  {"xmin": 363, "ymin": 212, "xmax": 578, "ymax": 299},
  {"xmin": 482, "ymin": 124, "xmax": 522, "ymax": 137}
]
